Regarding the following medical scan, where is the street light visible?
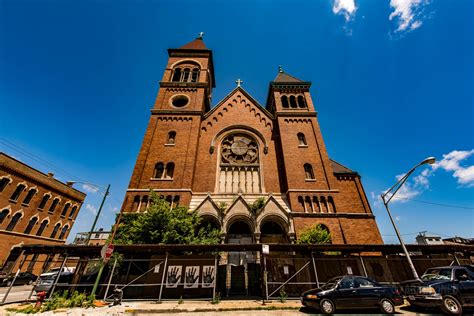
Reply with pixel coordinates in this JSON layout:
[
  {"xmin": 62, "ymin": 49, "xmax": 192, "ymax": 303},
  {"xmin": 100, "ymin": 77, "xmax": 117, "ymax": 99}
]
[{"xmin": 381, "ymin": 156, "xmax": 436, "ymax": 281}]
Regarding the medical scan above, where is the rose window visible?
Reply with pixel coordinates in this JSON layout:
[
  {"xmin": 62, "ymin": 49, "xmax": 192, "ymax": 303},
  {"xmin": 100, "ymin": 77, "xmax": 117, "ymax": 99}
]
[{"xmin": 221, "ymin": 134, "xmax": 259, "ymax": 164}]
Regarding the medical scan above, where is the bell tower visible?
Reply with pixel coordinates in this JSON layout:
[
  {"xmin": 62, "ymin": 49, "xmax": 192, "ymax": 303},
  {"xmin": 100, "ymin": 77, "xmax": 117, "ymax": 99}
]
[{"xmin": 122, "ymin": 35, "xmax": 215, "ymax": 212}]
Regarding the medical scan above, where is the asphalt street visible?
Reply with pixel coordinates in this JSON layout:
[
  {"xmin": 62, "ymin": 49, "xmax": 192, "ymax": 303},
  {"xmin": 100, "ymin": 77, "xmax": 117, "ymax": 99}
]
[{"xmin": 0, "ymin": 284, "xmax": 36, "ymax": 304}]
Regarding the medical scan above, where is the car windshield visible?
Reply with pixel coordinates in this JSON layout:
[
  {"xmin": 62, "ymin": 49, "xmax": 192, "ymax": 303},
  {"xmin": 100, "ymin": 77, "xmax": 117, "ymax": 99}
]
[
  {"xmin": 321, "ymin": 277, "xmax": 342, "ymax": 290},
  {"xmin": 421, "ymin": 268, "xmax": 452, "ymax": 281}
]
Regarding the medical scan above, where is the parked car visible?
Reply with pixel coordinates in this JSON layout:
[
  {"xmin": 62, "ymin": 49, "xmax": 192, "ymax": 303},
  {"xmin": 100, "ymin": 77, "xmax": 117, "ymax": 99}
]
[
  {"xmin": 33, "ymin": 267, "xmax": 75, "ymax": 294},
  {"xmin": 402, "ymin": 265, "xmax": 474, "ymax": 315},
  {"xmin": 301, "ymin": 275, "xmax": 404, "ymax": 314},
  {"xmin": 0, "ymin": 271, "xmax": 37, "ymax": 286}
]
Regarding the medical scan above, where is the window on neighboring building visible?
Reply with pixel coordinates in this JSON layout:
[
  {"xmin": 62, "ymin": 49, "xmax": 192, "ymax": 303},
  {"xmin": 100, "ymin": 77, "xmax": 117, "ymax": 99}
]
[
  {"xmin": 297, "ymin": 133, "xmax": 307, "ymax": 146},
  {"xmin": 0, "ymin": 177, "xmax": 9, "ymax": 192},
  {"xmin": 26, "ymin": 254, "xmax": 39, "ymax": 272},
  {"xmin": 48, "ymin": 198, "xmax": 60, "ymax": 213},
  {"xmin": 297, "ymin": 95, "xmax": 307, "ymax": 108},
  {"xmin": 0, "ymin": 209, "xmax": 9, "ymax": 224},
  {"xmin": 10, "ymin": 184, "xmax": 26, "ymax": 202},
  {"xmin": 50, "ymin": 223, "xmax": 61, "ymax": 238},
  {"xmin": 304, "ymin": 163, "xmax": 315, "ymax": 180},
  {"xmin": 281, "ymin": 96, "xmax": 289, "ymax": 108},
  {"xmin": 166, "ymin": 162, "xmax": 175, "ymax": 179},
  {"xmin": 24, "ymin": 217, "xmax": 38, "ymax": 234},
  {"xmin": 58, "ymin": 225, "xmax": 69, "ymax": 239},
  {"xmin": 289, "ymin": 95, "xmax": 297, "ymax": 108},
  {"xmin": 69, "ymin": 205, "xmax": 78, "ymax": 218},
  {"xmin": 22, "ymin": 188, "xmax": 37, "ymax": 205},
  {"xmin": 38, "ymin": 194, "xmax": 50, "ymax": 210},
  {"xmin": 61, "ymin": 203, "xmax": 70, "ymax": 217},
  {"xmin": 167, "ymin": 131, "xmax": 176, "ymax": 144},
  {"xmin": 36, "ymin": 219, "xmax": 48, "ymax": 236},
  {"xmin": 6, "ymin": 213, "xmax": 22, "ymax": 231}
]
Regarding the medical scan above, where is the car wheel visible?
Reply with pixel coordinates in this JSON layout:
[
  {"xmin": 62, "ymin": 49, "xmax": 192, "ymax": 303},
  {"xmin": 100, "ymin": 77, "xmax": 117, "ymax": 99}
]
[
  {"xmin": 442, "ymin": 295, "xmax": 462, "ymax": 315},
  {"xmin": 319, "ymin": 299, "xmax": 335, "ymax": 314},
  {"xmin": 379, "ymin": 298, "xmax": 395, "ymax": 314}
]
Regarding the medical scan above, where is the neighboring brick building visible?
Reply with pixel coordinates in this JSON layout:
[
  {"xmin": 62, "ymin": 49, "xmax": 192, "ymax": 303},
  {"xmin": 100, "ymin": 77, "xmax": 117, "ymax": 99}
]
[
  {"xmin": 121, "ymin": 36, "xmax": 383, "ymax": 246},
  {"xmin": 0, "ymin": 152, "xmax": 86, "ymax": 274}
]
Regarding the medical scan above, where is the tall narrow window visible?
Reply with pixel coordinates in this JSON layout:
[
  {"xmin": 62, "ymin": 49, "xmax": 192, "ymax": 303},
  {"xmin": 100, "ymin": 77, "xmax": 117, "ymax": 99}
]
[
  {"xmin": 6, "ymin": 213, "xmax": 22, "ymax": 231},
  {"xmin": 304, "ymin": 163, "xmax": 315, "ymax": 180},
  {"xmin": 154, "ymin": 163, "xmax": 164, "ymax": 178},
  {"xmin": 132, "ymin": 196, "xmax": 140, "ymax": 212},
  {"xmin": 289, "ymin": 96, "xmax": 297, "ymax": 108},
  {"xmin": 167, "ymin": 131, "xmax": 176, "ymax": 144},
  {"xmin": 0, "ymin": 209, "xmax": 9, "ymax": 224},
  {"xmin": 191, "ymin": 68, "xmax": 199, "ymax": 82},
  {"xmin": 58, "ymin": 225, "xmax": 69, "ymax": 240},
  {"xmin": 50, "ymin": 223, "xmax": 61, "ymax": 238},
  {"xmin": 182, "ymin": 68, "xmax": 190, "ymax": 82},
  {"xmin": 61, "ymin": 203, "xmax": 70, "ymax": 217},
  {"xmin": 328, "ymin": 196, "xmax": 336, "ymax": 213},
  {"xmin": 166, "ymin": 162, "xmax": 175, "ymax": 179},
  {"xmin": 281, "ymin": 96, "xmax": 289, "ymax": 108},
  {"xmin": 297, "ymin": 133, "xmax": 307, "ymax": 146},
  {"xmin": 0, "ymin": 178, "xmax": 9, "ymax": 192},
  {"xmin": 24, "ymin": 217, "xmax": 38, "ymax": 234},
  {"xmin": 36, "ymin": 219, "xmax": 48, "ymax": 236},
  {"xmin": 48, "ymin": 198, "xmax": 60, "ymax": 213},
  {"xmin": 10, "ymin": 184, "xmax": 26, "ymax": 202},
  {"xmin": 172, "ymin": 68, "xmax": 181, "ymax": 82},
  {"xmin": 297, "ymin": 95, "xmax": 306, "ymax": 108},
  {"xmin": 22, "ymin": 188, "xmax": 37, "ymax": 205},
  {"xmin": 69, "ymin": 205, "xmax": 77, "ymax": 218},
  {"xmin": 38, "ymin": 195, "xmax": 50, "ymax": 210}
]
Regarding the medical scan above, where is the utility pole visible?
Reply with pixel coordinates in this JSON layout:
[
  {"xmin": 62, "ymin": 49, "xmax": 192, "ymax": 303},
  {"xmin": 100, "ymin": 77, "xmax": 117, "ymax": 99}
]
[{"xmin": 86, "ymin": 184, "xmax": 110, "ymax": 244}]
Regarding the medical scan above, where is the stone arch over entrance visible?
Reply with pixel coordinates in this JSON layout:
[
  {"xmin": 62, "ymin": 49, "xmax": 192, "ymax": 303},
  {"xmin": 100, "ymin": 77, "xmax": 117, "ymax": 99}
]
[
  {"xmin": 226, "ymin": 217, "xmax": 254, "ymax": 244},
  {"xmin": 259, "ymin": 216, "xmax": 290, "ymax": 244}
]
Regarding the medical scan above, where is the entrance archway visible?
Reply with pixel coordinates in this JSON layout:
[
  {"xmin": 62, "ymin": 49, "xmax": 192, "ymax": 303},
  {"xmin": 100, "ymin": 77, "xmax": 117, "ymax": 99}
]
[
  {"xmin": 227, "ymin": 220, "xmax": 253, "ymax": 244},
  {"xmin": 260, "ymin": 220, "xmax": 289, "ymax": 244}
]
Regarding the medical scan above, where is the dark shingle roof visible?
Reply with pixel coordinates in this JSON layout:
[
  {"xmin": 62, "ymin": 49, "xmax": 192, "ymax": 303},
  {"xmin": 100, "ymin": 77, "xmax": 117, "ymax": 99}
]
[
  {"xmin": 179, "ymin": 38, "xmax": 208, "ymax": 50},
  {"xmin": 273, "ymin": 71, "xmax": 304, "ymax": 83},
  {"xmin": 330, "ymin": 159, "xmax": 357, "ymax": 174}
]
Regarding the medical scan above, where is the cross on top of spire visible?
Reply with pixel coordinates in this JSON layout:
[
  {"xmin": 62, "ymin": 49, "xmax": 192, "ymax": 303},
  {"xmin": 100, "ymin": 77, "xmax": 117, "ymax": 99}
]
[
  {"xmin": 198, "ymin": 32, "xmax": 205, "ymax": 39},
  {"xmin": 235, "ymin": 78, "xmax": 243, "ymax": 87},
  {"xmin": 278, "ymin": 65, "xmax": 284, "ymax": 73}
]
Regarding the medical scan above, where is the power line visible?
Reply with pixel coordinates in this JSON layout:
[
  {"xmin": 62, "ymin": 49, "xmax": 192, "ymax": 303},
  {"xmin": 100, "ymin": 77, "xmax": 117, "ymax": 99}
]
[{"xmin": 395, "ymin": 196, "xmax": 474, "ymax": 210}]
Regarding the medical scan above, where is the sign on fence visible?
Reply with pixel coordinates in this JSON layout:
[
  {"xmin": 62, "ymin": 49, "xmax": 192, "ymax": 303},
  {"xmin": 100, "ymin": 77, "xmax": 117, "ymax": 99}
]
[{"xmin": 101, "ymin": 243, "xmax": 114, "ymax": 262}]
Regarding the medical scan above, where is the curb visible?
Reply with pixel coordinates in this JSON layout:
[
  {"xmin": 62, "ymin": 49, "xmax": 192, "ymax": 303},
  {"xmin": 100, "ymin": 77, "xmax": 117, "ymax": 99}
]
[{"xmin": 125, "ymin": 306, "xmax": 301, "ymax": 314}]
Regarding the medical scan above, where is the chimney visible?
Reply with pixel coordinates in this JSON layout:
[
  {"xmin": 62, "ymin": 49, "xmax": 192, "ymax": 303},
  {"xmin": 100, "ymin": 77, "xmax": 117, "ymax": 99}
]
[{"xmin": 47, "ymin": 172, "xmax": 54, "ymax": 178}]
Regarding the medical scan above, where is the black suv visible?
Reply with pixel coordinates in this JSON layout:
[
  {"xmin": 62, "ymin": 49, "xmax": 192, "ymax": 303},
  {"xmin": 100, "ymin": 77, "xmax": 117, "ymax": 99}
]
[{"xmin": 402, "ymin": 265, "xmax": 474, "ymax": 315}]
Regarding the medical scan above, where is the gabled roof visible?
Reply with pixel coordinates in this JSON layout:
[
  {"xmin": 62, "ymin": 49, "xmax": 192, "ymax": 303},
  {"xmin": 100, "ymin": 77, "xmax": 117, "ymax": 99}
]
[
  {"xmin": 273, "ymin": 71, "xmax": 304, "ymax": 83},
  {"xmin": 178, "ymin": 38, "xmax": 208, "ymax": 50},
  {"xmin": 330, "ymin": 159, "xmax": 358, "ymax": 175}
]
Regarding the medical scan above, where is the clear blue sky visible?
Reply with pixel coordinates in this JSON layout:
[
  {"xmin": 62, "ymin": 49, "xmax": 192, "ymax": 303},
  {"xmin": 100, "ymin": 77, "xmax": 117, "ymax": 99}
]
[{"xmin": 1, "ymin": 0, "xmax": 473, "ymax": 243}]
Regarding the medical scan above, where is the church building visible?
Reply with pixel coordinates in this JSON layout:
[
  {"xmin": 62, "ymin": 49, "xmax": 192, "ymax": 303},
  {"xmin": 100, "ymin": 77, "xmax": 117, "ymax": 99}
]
[{"xmin": 121, "ymin": 36, "xmax": 383, "ymax": 245}]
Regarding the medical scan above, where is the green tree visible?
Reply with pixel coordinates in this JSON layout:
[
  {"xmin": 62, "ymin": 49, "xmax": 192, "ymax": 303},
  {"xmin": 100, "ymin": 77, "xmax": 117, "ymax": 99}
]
[
  {"xmin": 112, "ymin": 192, "xmax": 220, "ymax": 245},
  {"xmin": 297, "ymin": 224, "xmax": 331, "ymax": 244}
]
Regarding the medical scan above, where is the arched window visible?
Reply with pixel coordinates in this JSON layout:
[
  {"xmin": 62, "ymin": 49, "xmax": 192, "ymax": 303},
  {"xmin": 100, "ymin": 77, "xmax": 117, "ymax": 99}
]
[
  {"xmin": 132, "ymin": 195, "xmax": 140, "ymax": 212},
  {"xmin": 297, "ymin": 196, "xmax": 305, "ymax": 212},
  {"xmin": 319, "ymin": 224, "xmax": 331, "ymax": 243},
  {"xmin": 297, "ymin": 95, "xmax": 306, "ymax": 108},
  {"xmin": 6, "ymin": 213, "xmax": 22, "ymax": 231},
  {"xmin": 48, "ymin": 198, "xmax": 60, "ymax": 213},
  {"xmin": 191, "ymin": 68, "xmax": 199, "ymax": 82},
  {"xmin": 166, "ymin": 162, "xmax": 175, "ymax": 179},
  {"xmin": 154, "ymin": 162, "xmax": 164, "ymax": 178},
  {"xmin": 281, "ymin": 96, "xmax": 289, "ymax": 108},
  {"xmin": 36, "ymin": 219, "xmax": 48, "ymax": 236},
  {"xmin": 304, "ymin": 163, "xmax": 315, "ymax": 180},
  {"xmin": 173, "ymin": 195, "xmax": 180, "ymax": 204},
  {"xmin": 58, "ymin": 225, "xmax": 69, "ymax": 240},
  {"xmin": 10, "ymin": 184, "xmax": 26, "ymax": 202},
  {"xmin": 50, "ymin": 223, "xmax": 61, "ymax": 238},
  {"xmin": 61, "ymin": 203, "xmax": 71, "ymax": 217},
  {"xmin": 297, "ymin": 133, "xmax": 307, "ymax": 146},
  {"xmin": 165, "ymin": 195, "xmax": 172, "ymax": 204},
  {"xmin": 172, "ymin": 68, "xmax": 182, "ymax": 82},
  {"xmin": 22, "ymin": 188, "xmax": 37, "ymax": 205},
  {"xmin": 69, "ymin": 205, "xmax": 77, "ymax": 218},
  {"xmin": 0, "ymin": 209, "xmax": 9, "ymax": 224},
  {"xmin": 182, "ymin": 68, "xmax": 191, "ymax": 82},
  {"xmin": 289, "ymin": 95, "xmax": 297, "ymax": 108},
  {"xmin": 167, "ymin": 131, "xmax": 176, "ymax": 144},
  {"xmin": 24, "ymin": 217, "xmax": 38, "ymax": 234},
  {"xmin": 38, "ymin": 194, "xmax": 50, "ymax": 210},
  {"xmin": 328, "ymin": 196, "xmax": 336, "ymax": 213},
  {"xmin": 0, "ymin": 177, "xmax": 10, "ymax": 192}
]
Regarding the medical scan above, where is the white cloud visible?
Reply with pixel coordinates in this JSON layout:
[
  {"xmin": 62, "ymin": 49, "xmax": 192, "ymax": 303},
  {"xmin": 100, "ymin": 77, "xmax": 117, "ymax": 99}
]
[
  {"xmin": 333, "ymin": 0, "xmax": 357, "ymax": 21},
  {"xmin": 395, "ymin": 216, "xmax": 401, "ymax": 221},
  {"xmin": 433, "ymin": 150, "xmax": 474, "ymax": 187},
  {"xmin": 86, "ymin": 203, "xmax": 97, "ymax": 215},
  {"xmin": 82, "ymin": 184, "xmax": 99, "ymax": 193},
  {"xmin": 389, "ymin": 0, "xmax": 429, "ymax": 33}
]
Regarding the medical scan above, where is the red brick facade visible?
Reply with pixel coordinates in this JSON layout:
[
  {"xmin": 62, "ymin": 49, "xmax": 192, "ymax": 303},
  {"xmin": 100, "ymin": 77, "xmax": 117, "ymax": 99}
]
[{"xmin": 121, "ymin": 37, "xmax": 383, "ymax": 245}]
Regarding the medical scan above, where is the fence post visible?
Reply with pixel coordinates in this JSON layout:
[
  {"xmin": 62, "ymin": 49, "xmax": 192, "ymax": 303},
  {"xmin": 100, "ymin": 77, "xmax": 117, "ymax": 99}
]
[
  {"xmin": 359, "ymin": 256, "xmax": 368, "ymax": 277},
  {"xmin": 263, "ymin": 254, "xmax": 268, "ymax": 302},
  {"xmin": 212, "ymin": 251, "xmax": 218, "ymax": 301},
  {"xmin": 103, "ymin": 257, "xmax": 118, "ymax": 300},
  {"xmin": 453, "ymin": 253, "xmax": 461, "ymax": 265},
  {"xmin": 157, "ymin": 252, "xmax": 168, "ymax": 303},
  {"xmin": 311, "ymin": 252, "xmax": 319, "ymax": 288},
  {"xmin": 49, "ymin": 255, "xmax": 68, "ymax": 299},
  {"xmin": 1, "ymin": 250, "xmax": 26, "ymax": 305}
]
